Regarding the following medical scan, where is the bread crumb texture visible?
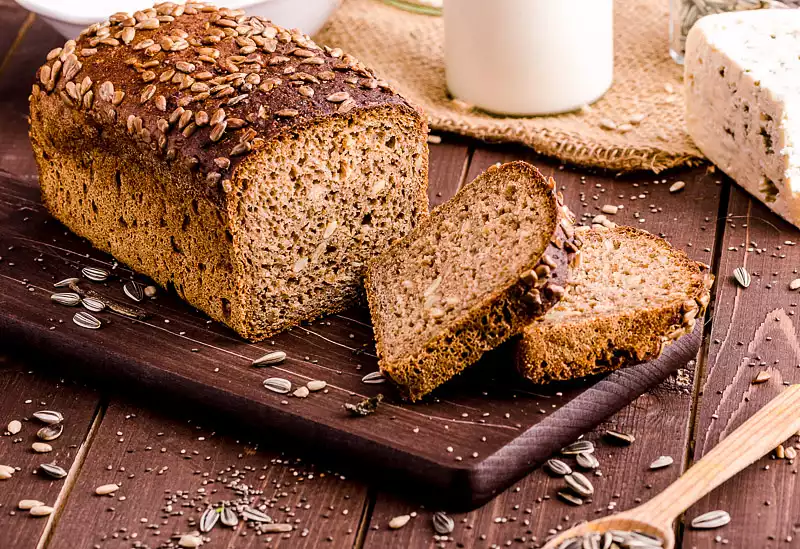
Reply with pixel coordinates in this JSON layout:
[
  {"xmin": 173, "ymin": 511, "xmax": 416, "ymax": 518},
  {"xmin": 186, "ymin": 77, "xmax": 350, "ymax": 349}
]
[
  {"xmin": 366, "ymin": 161, "xmax": 580, "ymax": 401},
  {"xmin": 517, "ymin": 225, "xmax": 714, "ymax": 383},
  {"xmin": 29, "ymin": 2, "xmax": 429, "ymax": 341}
]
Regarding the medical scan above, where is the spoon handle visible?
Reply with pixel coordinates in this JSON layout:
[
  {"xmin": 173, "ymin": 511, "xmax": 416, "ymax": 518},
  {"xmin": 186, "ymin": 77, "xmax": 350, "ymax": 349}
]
[{"xmin": 630, "ymin": 385, "xmax": 800, "ymax": 526}]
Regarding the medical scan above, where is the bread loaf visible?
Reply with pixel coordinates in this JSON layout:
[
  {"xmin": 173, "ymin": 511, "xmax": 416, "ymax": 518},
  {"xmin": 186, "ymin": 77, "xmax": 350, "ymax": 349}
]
[
  {"xmin": 516, "ymin": 225, "xmax": 713, "ymax": 384},
  {"xmin": 365, "ymin": 162, "xmax": 580, "ymax": 401},
  {"xmin": 29, "ymin": 3, "xmax": 429, "ymax": 341}
]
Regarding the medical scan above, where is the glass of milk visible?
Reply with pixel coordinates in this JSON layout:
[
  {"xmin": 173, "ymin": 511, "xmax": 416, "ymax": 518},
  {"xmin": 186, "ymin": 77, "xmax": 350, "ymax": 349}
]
[{"xmin": 444, "ymin": 0, "xmax": 614, "ymax": 116}]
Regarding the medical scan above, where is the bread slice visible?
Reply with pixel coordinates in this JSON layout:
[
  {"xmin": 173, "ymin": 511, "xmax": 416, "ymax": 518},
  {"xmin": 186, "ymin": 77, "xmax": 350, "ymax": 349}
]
[
  {"xmin": 515, "ymin": 225, "xmax": 714, "ymax": 384},
  {"xmin": 29, "ymin": 3, "xmax": 429, "ymax": 342},
  {"xmin": 365, "ymin": 161, "xmax": 580, "ymax": 401}
]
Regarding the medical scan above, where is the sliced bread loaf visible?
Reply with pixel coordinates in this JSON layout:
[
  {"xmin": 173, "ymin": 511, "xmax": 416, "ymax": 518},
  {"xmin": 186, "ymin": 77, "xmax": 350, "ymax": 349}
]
[
  {"xmin": 516, "ymin": 225, "xmax": 714, "ymax": 384},
  {"xmin": 365, "ymin": 161, "xmax": 580, "ymax": 401}
]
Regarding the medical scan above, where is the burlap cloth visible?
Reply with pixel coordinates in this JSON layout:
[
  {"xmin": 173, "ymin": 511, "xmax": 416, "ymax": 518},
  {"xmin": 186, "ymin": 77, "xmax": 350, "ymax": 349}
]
[{"xmin": 317, "ymin": 0, "xmax": 704, "ymax": 173}]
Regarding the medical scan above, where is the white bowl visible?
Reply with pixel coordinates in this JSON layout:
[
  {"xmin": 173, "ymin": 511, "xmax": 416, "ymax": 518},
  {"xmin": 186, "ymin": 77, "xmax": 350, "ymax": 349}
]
[{"xmin": 14, "ymin": 0, "xmax": 341, "ymax": 38}]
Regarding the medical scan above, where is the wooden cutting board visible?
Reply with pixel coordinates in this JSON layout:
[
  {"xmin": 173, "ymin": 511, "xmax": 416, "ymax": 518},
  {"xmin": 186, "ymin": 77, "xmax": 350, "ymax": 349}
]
[{"xmin": 0, "ymin": 173, "xmax": 700, "ymax": 508}]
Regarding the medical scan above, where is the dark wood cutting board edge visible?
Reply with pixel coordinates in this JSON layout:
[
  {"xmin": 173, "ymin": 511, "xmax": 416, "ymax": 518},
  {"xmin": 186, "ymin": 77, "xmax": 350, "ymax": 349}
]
[{"xmin": 0, "ymin": 309, "xmax": 700, "ymax": 508}]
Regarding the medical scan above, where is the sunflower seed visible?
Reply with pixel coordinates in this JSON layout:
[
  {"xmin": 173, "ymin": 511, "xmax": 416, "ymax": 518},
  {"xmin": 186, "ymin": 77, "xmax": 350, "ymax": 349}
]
[
  {"xmin": 263, "ymin": 377, "xmax": 291, "ymax": 394},
  {"xmin": 733, "ymin": 267, "xmax": 750, "ymax": 288},
  {"xmin": 389, "ymin": 514, "xmax": 411, "ymax": 529},
  {"xmin": 561, "ymin": 440, "xmax": 594, "ymax": 455},
  {"xmin": 178, "ymin": 534, "xmax": 203, "ymax": 548},
  {"xmin": 432, "ymin": 511, "xmax": 454, "ymax": 534},
  {"xmin": 200, "ymin": 507, "xmax": 219, "ymax": 532},
  {"xmin": 790, "ymin": 278, "xmax": 800, "ymax": 291},
  {"xmin": 123, "ymin": 281, "xmax": 144, "ymax": 302},
  {"xmin": 51, "ymin": 292, "xmax": 80, "ymax": 306},
  {"xmin": 565, "ymin": 472, "xmax": 594, "ymax": 496},
  {"xmin": 220, "ymin": 506, "xmax": 238, "ymax": 527},
  {"xmin": 545, "ymin": 458, "xmax": 572, "ymax": 476},
  {"xmin": 81, "ymin": 297, "xmax": 106, "ymax": 313},
  {"xmin": 307, "ymin": 380, "xmax": 327, "ymax": 392},
  {"xmin": 92, "ymin": 483, "xmax": 122, "ymax": 497},
  {"xmin": 361, "ymin": 371, "xmax": 386, "ymax": 384},
  {"xmin": 30, "ymin": 505, "xmax": 54, "ymax": 517},
  {"xmin": 32, "ymin": 442, "xmax": 53, "ymax": 453},
  {"xmin": 251, "ymin": 351, "xmax": 286, "ymax": 366},
  {"xmin": 7, "ymin": 420, "xmax": 21, "ymax": 435},
  {"xmin": 691, "ymin": 510, "xmax": 731, "ymax": 529},
  {"xmin": 557, "ymin": 490, "xmax": 584, "ymax": 506},
  {"xmin": 345, "ymin": 394, "xmax": 383, "ymax": 416},
  {"xmin": 54, "ymin": 278, "xmax": 80, "ymax": 288},
  {"xmin": 753, "ymin": 371, "xmax": 771, "ymax": 384},
  {"xmin": 260, "ymin": 523, "xmax": 292, "ymax": 533},
  {"xmin": 669, "ymin": 180, "xmax": 686, "ymax": 193},
  {"xmin": 18, "ymin": 499, "xmax": 45, "ymax": 510},
  {"xmin": 37, "ymin": 423, "xmax": 63, "ymax": 441},
  {"xmin": 39, "ymin": 463, "xmax": 67, "ymax": 479},
  {"xmin": 293, "ymin": 387, "xmax": 309, "ymax": 398},
  {"xmin": 605, "ymin": 430, "xmax": 635, "ymax": 445},
  {"xmin": 240, "ymin": 506, "xmax": 271, "ymax": 523},
  {"xmin": 649, "ymin": 455, "xmax": 674, "ymax": 470},
  {"xmin": 576, "ymin": 452, "xmax": 600, "ymax": 470},
  {"xmin": 81, "ymin": 266, "xmax": 109, "ymax": 282},
  {"xmin": 73, "ymin": 310, "xmax": 102, "ymax": 330},
  {"xmin": 33, "ymin": 411, "xmax": 63, "ymax": 424}
]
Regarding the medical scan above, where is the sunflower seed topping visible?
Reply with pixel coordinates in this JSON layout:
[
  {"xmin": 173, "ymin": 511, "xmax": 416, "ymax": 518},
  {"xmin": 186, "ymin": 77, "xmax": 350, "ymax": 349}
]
[
  {"xmin": 691, "ymin": 510, "xmax": 731, "ymax": 530},
  {"xmin": 33, "ymin": 410, "xmax": 63, "ymax": 424},
  {"xmin": 263, "ymin": 377, "xmax": 292, "ymax": 394},
  {"xmin": 733, "ymin": 267, "xmax": 751, "ymax": 288},
  {"xmin": 39, "ymin": 463, "xmax": 68, "ymax": 479},
  {"xmin": 251, "ymin": 351, "xmax": 286, "ymax": 366},
  {"xmin": 361, "ymin": 371, "xmax": 386, "ymax": 384},
  {"xmin": 432, "ymin": 511, "xmax": 454, "ymax": 535},
  {"xmin": 81, "ymin": 266, "xmax": 109, "ymax": 282},
  {"xmin": 545, "ymin": 458, "xmax": 572, "ymax": 476}
]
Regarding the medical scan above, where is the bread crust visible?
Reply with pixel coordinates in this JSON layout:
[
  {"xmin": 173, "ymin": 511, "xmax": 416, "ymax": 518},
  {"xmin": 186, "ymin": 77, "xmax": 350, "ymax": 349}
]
[
  {"xmin": 515, "ymin": 226, "xmax": 714, "ymax": 384},
  {"xmin": 365, "ymin": 162, "xmax": 581, "ymax": 401}
]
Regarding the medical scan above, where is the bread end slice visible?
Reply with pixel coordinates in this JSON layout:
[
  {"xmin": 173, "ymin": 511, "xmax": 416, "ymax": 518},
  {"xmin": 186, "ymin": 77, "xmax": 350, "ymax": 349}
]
[
  {"xmin": 365, "ymin": 161, "xmax": 580, "ymax": 401},
  {"xmin": 516, "ymin": 225, "xmax": 714, "ymax": 384}
]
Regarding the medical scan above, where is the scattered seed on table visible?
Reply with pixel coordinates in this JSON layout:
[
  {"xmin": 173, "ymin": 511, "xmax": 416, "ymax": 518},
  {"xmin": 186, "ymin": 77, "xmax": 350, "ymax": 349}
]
[
  {"xmin": 691, "ymin": 510, "xmax": 731, "ymax": 529},
  {"xmin": 649, "ymin": 455, "xmax": 674, "ymax": 470},
  {"xmin": 144, "ymin": 285, "xmax": 158, "ymax": 298},
  {"xmin": 178, "ymin": 534, "xmax": 203, "ymax": 548},
  {"xmin": 601, "ymin": 204, "xmax": 618, "ymax": 215},
  {"xmin": 753, "ymin": 371, "xmax": 771, "ymax": 384},
  {"xmin": 81, "ymin": 297, "xmax": 106, "ymax": 313},
  {"xmin": 261, "ymin": 523, "xmax": 293, "ymax": 533},
  {"xmin": 123, "ymin": 281, "xmax": 144, "ymax": 302},
  {"xmin": 7, "ymin": 420, "xmax": 21, "ymax": 435},
  {"xmin": 561, "ymin": 440, "xmax": 594, "ymax": 455},
  {"xmin": 293, "ymin": 387, "xmax": 309, "ymax": 398},
  {"xmin": 557, "ymin": 490, "xmax": 583, "ymax": 506},
  {"xmin": 40, "ymin": 463, "xmax": 67, "ymax": 479},
  {"xmin": 433, "ymin": 511, "xmax": 454, "ymax": 534},
  {"xmin": 51, "ymin": 292, "xmax": 80, "ymax": 306},
  {"xmin": 604, "ymin": 430, "xmax": 635, "ymax": 445},
  {"xmin": 565, "ymin": 472, "xmax": 594, "ymax": 496},
  {"xmin": 389, "ymin": 514, "xmax": 411, "ymax": 529},
  {"xmin": 576, "ymin": 452, "xmax": 600, "ymax": 470},
  {"xmin": 220, "ymin": 506, "xmax": 238, "ymax": 527},
  {"xmin": 18, "ymin": 499, "xmax": 44, "ymax": 510},
  {"xmin": 251, "ymin": 351, "xmax": 286, "ymax": 366},
  {"xmin": 733, "ymin": 267, "xmax": 751, "ymax": 289},
  {"xmin": 32, "ymin": 442, "xmax": 52, "ymax": 453},
  {"xmin": 37, "ymin": 424, "xmax": 63, "ymax": 441},
  {"xmin": 81, "ymin": 266, "xmax": 109, "ymax": 282},
  {"xmin": 30, "ymin": 505, "xmax": 54, "ymax": 517},
  {"xmin": 199, "ymin": 507, "xmax": 219, "ymax": 533},
  {"xmin": 54, "ymin": 277, "xmax": 80, "ymax": 288},
  {"xmin": 307, "ymin": 380, "xmax": 327, "ymax": 392},
  {"xmin": 0, "ymin": 465, "xmax": 15, "ymax": 479},
  {"xmin": 33, "ymin": 410, "xmax": 63, "ymax": 425},
  {"xmin": 95, "ymin": 483, "xmax": 119, "ymax": 495},
  {"xmin": 669, "ymin": 181, "xmax": 686, "ymax": 193},
  {"xmin": 361, "ymin": 371, "xmax": 386, "ymax": 384},
  {"xmin": 73, "ymin": 311, "xmax": 102, "ymax": 330},
  {"xmin": 263, "ymin": 377, "xmax": 292, "ymax": 394}
]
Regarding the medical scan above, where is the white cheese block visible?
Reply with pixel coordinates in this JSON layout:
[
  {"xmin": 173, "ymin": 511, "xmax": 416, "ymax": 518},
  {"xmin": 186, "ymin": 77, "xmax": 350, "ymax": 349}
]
[{"xmin": 685, "ymin": 10, "xmax": 800, "ymax": 226}]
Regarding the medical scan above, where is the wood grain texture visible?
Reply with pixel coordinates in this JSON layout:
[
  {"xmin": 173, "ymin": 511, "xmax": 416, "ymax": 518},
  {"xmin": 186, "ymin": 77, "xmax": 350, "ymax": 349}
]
[
  {"xmin": 365, "ymin": 148, "xmax": 724, "ymax": 545},
  {"xmin": 0, "ymin": 354, "xmax": 100, "ymax": 549},
  {"xmin": 46, "ymin": 399, "xmax": 368, "ymax": 549},
  {"xmin": 683, "ymin": 184, "xmax": 800, "ymax": 549}
]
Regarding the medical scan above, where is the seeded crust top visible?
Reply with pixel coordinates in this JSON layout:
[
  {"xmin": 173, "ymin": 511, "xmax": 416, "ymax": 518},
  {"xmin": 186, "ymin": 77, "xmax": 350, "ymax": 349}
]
[{"xmin": 30, "ymin": 2, "xmax": 412, "ymax": 205}]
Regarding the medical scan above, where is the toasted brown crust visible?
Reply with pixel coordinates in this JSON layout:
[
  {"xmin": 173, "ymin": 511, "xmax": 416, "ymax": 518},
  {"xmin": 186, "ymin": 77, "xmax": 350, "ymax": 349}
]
[
  {"xmin": 515, "ymin": 226, "xmax": 714, "ymax": 384},
  {"xmin": 28, "ymin": 2, "xmax": 415, "ymax": 209},
  {"xmin": 365, "ymin": 161, "xmax": 581, "ymax": 401}
]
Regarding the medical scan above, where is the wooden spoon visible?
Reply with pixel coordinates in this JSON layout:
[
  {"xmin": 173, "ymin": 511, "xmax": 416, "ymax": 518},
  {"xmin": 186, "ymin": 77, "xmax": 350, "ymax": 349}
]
[{"xmin": 543, "ymin": 385, "xmax": 800, "ymax": 549}]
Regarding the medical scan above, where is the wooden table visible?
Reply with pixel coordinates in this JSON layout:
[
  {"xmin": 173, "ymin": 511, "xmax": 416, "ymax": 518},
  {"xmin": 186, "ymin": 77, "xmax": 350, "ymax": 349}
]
[{"xmin": 3, "ymin": 5, "xmax": 800, "ymax": 548}]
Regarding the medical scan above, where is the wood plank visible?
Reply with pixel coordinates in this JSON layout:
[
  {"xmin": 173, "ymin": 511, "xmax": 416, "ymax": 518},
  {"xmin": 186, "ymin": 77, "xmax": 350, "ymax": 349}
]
[
  {"xmin": 426, "ymin": 137, "xmax": 472, "ymax": 208},
  {"xmin": 364, "ymin": 147, "xmax": 724, "ymax": 546},
  {"xmin": 46, "ymin": 398, "xmax": 369, "ymax": 549},
  {"xmin": 682, "ymin": 184, "xmax": 800, "ymax": 549},
  {"xmin": 0, "ymin": 354, "xmax": 101, "ymax": 549}
]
